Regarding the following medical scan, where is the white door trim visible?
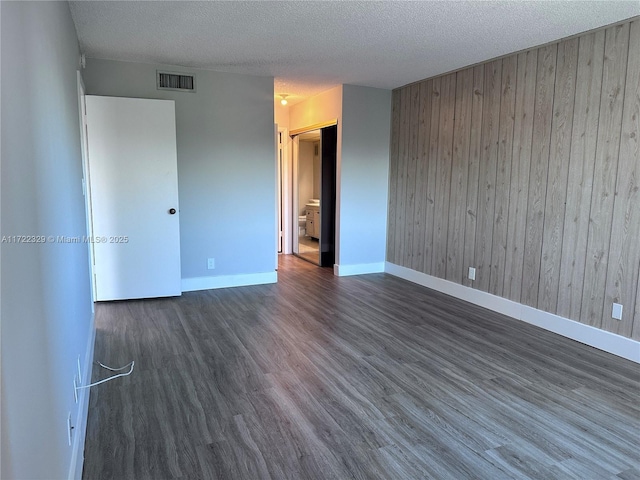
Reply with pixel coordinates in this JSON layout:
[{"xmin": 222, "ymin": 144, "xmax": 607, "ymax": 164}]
[
  {"xmin": 279, "ymin": 127, "xmax": 292, "ymax": 255},
  {"xmin": 291, "ymin": 135, "xmax": 300, "ymax": 255},
  {"xmin": 76, "ymin": 71, "xmax": 96, "ymax": 305}
]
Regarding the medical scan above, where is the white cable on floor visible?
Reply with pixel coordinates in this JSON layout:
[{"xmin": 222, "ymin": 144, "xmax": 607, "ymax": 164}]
[
  {"xmin": 75, "ymin": 361, "xmax": 135, "ymax": 391},
  {"xmin": 97, "ymin": 361, "xmax": 134, "ymax": 372}
]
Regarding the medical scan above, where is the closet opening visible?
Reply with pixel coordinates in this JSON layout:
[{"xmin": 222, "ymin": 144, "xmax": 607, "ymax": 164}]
[{"xmin": 291, "ymin": 124, "xmax": 337, "ymax": 267}]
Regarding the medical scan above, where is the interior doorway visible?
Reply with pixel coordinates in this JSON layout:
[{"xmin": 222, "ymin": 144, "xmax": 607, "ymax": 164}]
[
  {"xmin": 292, "ymin": 124, "xmax": 337, "ymax": 267},
  {"xmin": 295, "ymin": 129, "xmax": 321, "ymax": 264}
]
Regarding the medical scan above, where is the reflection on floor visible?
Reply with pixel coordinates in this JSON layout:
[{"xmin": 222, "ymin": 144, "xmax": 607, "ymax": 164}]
[
  {"xmin": 299, "ymin": 236, "xmax": 318, "ymax": 253},
  {"xmin": 298, "ymin": 236, "xmax": 319, "ymax": 264}
]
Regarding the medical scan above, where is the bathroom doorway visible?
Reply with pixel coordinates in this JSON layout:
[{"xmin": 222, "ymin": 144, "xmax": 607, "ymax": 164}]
[
  {"xmin": 296, "ymin": 129, "xmax": 321, "ymax": 264},
  {"xmin": 292, "ymin": 124, "xmax": 337, "ymax": 267}
]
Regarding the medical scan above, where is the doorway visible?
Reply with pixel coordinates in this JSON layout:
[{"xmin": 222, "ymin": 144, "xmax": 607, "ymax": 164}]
[
  {"xmin": 296, "ymin": 129, "xmax": 321, "ymax": 264},
  {"xmin": 292, "ymin": 124, "xmax": 337, "ymax": 267}
]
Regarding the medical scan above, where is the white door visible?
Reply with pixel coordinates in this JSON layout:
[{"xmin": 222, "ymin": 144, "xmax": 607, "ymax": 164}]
[
  {"xmin": 85, "ymin": 96, "xmax": 181, "ymax": 301},
  {"xmin": 77, "ymin": 72, "xmax": 95, "ymax": 306}
]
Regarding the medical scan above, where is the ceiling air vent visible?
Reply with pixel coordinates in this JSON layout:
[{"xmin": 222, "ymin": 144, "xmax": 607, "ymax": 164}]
[{"xmin": 156, "ymin": 71, "xmax": 196, "ymax": 92}]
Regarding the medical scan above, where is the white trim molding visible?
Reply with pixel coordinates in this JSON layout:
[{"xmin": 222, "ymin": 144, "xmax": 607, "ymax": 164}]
[
  {"xmin": 69, "ymin": 313, "xmax": 96, "ymax": 480},
  {"xmin": 385, "ymin": 262, "xmax": 640, "ymax": 363},
  {"xmin": 334, "ymin": 262, "xmax": 385, "ymax": 277},
  {"xmin": 181, "ymin": 271, "xmax": 277, "ymax": 292}
]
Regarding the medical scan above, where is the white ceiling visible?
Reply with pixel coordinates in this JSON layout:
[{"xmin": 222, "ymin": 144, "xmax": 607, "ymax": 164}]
[{"xmin": 69, "ymin": 1, "xmax": 639, "ymax": 105}]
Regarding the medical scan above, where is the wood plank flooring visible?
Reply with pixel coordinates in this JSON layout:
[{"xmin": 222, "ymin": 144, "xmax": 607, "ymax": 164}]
[{"xmin": 83, "ymin": 255, "xmax": 640, "ymax": 479}]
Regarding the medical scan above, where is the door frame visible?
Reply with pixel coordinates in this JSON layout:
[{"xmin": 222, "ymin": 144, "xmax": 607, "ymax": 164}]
[
  {"xmin": 289, "ymin": 120, "xmax": 338, "ymax": 266},
  {"xmin": 319, "ymin": 125, "xmax": 337, "ymax": 267},
  {"xmin": 276, "ymin": 126, "xmax": 293, "ymax": 257},
  {"xmin": 291, "ymin": 134, "xmax": 300, "ymax": 255},
  {"xmin": 77, "ymin": 71, "xmax": 96, "ymax": 305}
]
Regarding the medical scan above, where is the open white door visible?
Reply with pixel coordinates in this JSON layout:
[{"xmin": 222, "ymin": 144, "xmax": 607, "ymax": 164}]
[
  {"xmin": 86, "ymin": 96, "xmax": 181, "ymax": 301},
  {"xmin": 278, "ymin": 127, "xmax": 292, "ymax": 255},
  {"xmin": 77, "ymin": 72, "xmax": 96, "ymax": 305}
]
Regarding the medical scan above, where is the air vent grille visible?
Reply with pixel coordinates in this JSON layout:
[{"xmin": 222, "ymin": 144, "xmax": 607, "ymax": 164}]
[{"xmin": 157, "ymin": 71, "xmax": 196, "ymax": 92}]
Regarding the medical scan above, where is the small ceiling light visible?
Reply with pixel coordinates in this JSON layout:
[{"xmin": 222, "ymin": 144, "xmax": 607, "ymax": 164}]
[{"xmin": 280, "ymin": 94, "xmax": 288, "ymax": 106}]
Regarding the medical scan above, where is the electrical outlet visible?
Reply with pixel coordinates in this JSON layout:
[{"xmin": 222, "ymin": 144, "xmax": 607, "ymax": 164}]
[
  {"xmin": 468, "ymin": 267, "xmax": 476, "ymax": 281},
  {"xmin": 77, "ymin": 355, "xmax": 82, "ymax": 386},
  {"xmin": 207, "ymin": 258, "xmax": 215, "ymax": 270},
  {"xmin": 612, "ymin": 303, "xmax": 623, "ymax": 320},
  {"xmin": 67, "ymin": 412, "xmax": 73, "ymax": 446}
]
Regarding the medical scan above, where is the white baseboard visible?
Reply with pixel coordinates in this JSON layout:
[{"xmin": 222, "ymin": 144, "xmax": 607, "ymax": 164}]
[
  {"xmin": 181, "ymin": 271, "xmax": 277, "ymax": 292},
  {"xmin": 68, "ymin": 312, "xmax": 96, "ymax": 480},
  {"xmin": 385, "ymin": 262, "xmax": 640, "ymax": 363},
  {"xmin": 334, "ymin": 262, "xmax": 385, "ymax": 277}
]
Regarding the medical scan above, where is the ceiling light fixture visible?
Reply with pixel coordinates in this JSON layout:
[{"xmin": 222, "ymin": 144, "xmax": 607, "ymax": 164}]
[{"xmin": 280, "ymin": 94, "xmax": 288, "ymax": 106}]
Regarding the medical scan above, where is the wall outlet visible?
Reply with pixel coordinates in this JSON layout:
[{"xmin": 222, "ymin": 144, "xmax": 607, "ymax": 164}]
[
  {"xmin": 468, "ymin": 267, "xmax": 476, "ymax": 281},
  {"xmin": 77, "ymin": 355, "xmax": 82, "ymax": 386},
  {"xmin": 67, "ymin": 412, "xmax": 74, "ymax": 446},
  {"xmin": 612, "ymin": 303, "xmax": 623, "ymax": 320},
  {"xmin": 207, "ymin": 258, "xmax": 215, "ymax": 270}
]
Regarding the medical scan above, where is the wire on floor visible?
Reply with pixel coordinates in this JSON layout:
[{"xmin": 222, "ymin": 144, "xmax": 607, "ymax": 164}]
[{"xmin": 75, "ymin": 361, "xmax": 135, "ymax": 391}]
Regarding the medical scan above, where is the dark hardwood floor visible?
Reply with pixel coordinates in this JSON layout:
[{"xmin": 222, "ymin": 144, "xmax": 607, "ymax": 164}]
[{"xmin": 83, "ymin": 255, "xmax": 640, "ymax": 479}]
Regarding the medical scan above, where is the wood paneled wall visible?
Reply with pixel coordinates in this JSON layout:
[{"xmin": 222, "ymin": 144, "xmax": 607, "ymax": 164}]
[{"xmin": 387, "ymin": 18, "xmax": 640, "ymax": 340}]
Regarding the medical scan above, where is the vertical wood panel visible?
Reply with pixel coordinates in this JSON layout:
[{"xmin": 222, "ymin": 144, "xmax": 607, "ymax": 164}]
[
  {"xmin": 602, "ymin": 19, "xmax": 639, "ymax": 337},
  {"xmin": 394, "ymin": 87, "xmax": 410, "ymax": 264},
  {"xmin": 386, "ymin": 89, "xmax": 401, "ymax": 264},
  {"xmin": 504, "ymin": 51, "xmax": 537, "ymax": 302},
  {"xmin": 474, "ymin": 60, "xmax": 502, "ymax": 291},
  {"xmin": 581, "ymin": 22, "xmax": 629, "ymax": 327},
  {"xmin": 490, "ymin": 55, "xmax": 517, "ymax": 295},
  {"xmin": 446, "ymin": 68, "xmax": 474, "ymax": 283},
  {"xmin": 521, "ymin": 44, "xmax": 557, "ymax": 307},
  {"xmin": 388, "ymin": 18, "xmax": 638, "ymax": 340},
  {"xmin": 538, "ymin": 38, "xmax": 579, "ymax": 312},
  {"xmin": 462, "ymin": 65, "xmax": 485, "ymax": 288},
  {"xmin": 413, "ymin": 80, "xmax": 433, "ymax": 272},
  {"xmin": 423, "ymin": 78, "xmax": 441, "ymax": 274},
  {"xmin": 404, "ymin": 84, "xmax": 420, "ymax": 267},
  {"xmin": 557, "ymin": 30, "xmax": 605, "ymax": 320},
  {"xmin": 432, "ymin": 73, "xmax": 456, "ymax": 278}
]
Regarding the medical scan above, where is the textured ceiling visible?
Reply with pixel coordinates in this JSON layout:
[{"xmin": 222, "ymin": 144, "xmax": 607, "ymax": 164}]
[{"xmin": 69, "ymin": 1, "xmax": 639, "ymax": 105}]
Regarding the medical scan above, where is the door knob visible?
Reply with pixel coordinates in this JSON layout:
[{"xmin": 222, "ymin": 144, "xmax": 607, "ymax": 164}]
[{"xmin": 169, "ymin": 208, "xmax": 176, "ymax": 215}]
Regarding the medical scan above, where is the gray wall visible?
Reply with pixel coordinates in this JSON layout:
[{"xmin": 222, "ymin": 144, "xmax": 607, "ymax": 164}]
[
  {"xmin": 1, "ymin": 2, "xmax": 94, "ymax": 478},
  {"xmin": 340, "ymin": 85, "xmax": 391, "ymax": 266},
  {"xmin": 83, "ymin": 59, "xmax": 276, "ymax": 279}
]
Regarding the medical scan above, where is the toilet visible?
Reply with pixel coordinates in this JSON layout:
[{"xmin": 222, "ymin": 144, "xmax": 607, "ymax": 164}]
[{"xmin": 298, "ymin": 216, "xmax": 306, "ymax": 236}]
